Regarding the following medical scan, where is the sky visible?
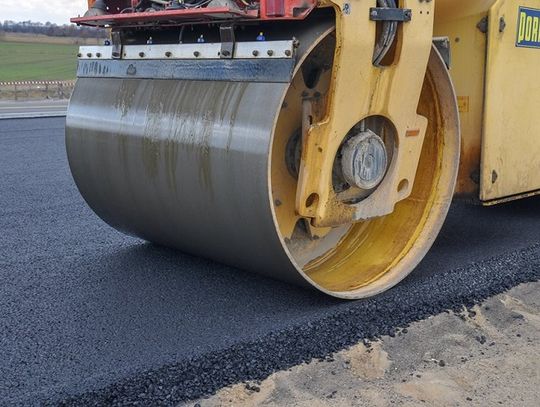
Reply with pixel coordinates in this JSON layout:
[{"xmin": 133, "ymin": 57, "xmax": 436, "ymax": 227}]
[{"xmin": 2, "ymin": 0, "xmax": 85, "ymax": 25}]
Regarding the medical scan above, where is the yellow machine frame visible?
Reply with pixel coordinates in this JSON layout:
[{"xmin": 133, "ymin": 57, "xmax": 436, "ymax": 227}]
[
  {"xmin": 296, "ymin": 0, "xmax": 435, "ymax": 227},
  {"xmin": 436, "ymin": 0, "xmax": 540, "ymax": 204},
  {"xmin": 295, "ymin": 0, "xmax": 540, "ymax": 228}
]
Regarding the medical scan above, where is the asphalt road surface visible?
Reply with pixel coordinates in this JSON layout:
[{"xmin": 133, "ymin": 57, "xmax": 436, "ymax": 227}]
[
  {"xmin": 0, "ymin": 100, "xmax": 68, "ymax": 120},
  {"xmin": 1, "ymin": 118, "xmax": 539, "ymax": 406}
]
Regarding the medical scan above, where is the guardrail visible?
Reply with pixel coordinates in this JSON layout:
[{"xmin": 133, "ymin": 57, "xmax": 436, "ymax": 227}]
[{"xmin": 0, "ymin": 80, "xmax": 76, "ymax": 101}]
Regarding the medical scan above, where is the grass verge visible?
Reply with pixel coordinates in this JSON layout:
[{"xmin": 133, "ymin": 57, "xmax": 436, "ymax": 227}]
[{"xmin": 0, "ymin": 41, "xmax": 78, "ymax": 81}]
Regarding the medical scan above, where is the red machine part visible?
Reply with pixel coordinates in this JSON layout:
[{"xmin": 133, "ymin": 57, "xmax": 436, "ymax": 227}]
[{"xmin": 77, "ymin": 0, "xmax": 317, "ymax": 26}]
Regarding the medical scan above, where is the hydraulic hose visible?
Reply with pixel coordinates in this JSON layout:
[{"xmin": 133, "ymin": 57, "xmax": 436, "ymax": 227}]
[{"xmin": 373, "ymin": 0, "xmax": 398, "ymax": 66}]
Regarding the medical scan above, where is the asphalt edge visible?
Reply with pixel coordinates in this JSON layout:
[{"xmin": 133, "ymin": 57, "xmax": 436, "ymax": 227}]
[
  {"xmin": 39, "ymin": 243, "xmax": 540, "ymax": 407},
  {"xmin": 0, "ymin": 113, "xmax": 67, "ymax": 120}
]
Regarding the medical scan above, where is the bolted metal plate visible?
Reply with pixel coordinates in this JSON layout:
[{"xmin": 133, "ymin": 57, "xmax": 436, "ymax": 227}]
[
  {"xmin": 78, "ymin": 41, "xmax": 295, "ymax": 60},
  {"xmin": 369, "ymin": 7, "xmax": 412, "ymax": 22}
]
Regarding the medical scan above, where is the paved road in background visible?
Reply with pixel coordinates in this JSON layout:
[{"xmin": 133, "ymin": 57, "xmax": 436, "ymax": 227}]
[
  {"xmin": 1, "ymin": 118, "xmax": 539, "ymax": 405},
  {"xmin": 0, "ymin": 100, "xmax": 68, "ymax": 119}
]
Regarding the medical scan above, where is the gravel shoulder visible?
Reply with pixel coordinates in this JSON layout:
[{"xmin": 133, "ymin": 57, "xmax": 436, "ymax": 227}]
[{"xmin": 195, "ymin": 281, "xmax": 540, "ymax": 407}]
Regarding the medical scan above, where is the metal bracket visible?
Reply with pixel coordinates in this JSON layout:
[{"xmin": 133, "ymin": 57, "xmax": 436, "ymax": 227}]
[
  {"xmin": 499, "ymin": 17, "xmax": 506, "ymax": 33},
  {"xmin": 477, "ymin": 16, "xmax": 488, "ymax": 34},
  {"xmin": 111, "ymin": 31, "xmax": 122, "ymax": 59},
  {"xmin": 369, "ymin": 7, "xmax": 412, "ymax": 22},
  {"xmin": 219, "ymin": 24, "xmax": 235, "ymax": 59},
  {"xmin": 432, "ymin": 37, "xmax": 451, "ymax": 69},
  {"xmin": 294, "ymin": 0, "xmax": 432, "ymax": 226}
]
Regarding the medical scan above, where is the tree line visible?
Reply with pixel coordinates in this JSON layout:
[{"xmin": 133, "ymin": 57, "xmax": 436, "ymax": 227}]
[{"xmin": 1, "ymin": 20, "xmax": 107, "ymax": 39}]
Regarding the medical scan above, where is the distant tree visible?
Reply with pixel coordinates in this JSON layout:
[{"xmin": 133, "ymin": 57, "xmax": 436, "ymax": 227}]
[{"xmin": 0, "ymin": 20, "xmax": 107, "ymax": 39}]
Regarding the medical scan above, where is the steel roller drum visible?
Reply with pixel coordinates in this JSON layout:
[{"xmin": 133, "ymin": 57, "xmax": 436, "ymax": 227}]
[
  {"xmin": 67, "ymin": 76, "xmax": 304, "ymax": 276},
  {"xmin": 66, "ymin": 25, "xmax": 460, "ymax": 298}
]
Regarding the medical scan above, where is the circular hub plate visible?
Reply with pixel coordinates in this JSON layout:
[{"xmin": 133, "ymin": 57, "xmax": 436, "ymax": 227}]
[{"xmin": 341, "ymin": 130, "xmax": 388, "ymax": 190}]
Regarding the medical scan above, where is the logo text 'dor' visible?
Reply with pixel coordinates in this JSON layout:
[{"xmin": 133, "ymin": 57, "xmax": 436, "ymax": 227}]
[{"xmin": 517, "ymin": 6, "xmax": 540, "ymax": 48}]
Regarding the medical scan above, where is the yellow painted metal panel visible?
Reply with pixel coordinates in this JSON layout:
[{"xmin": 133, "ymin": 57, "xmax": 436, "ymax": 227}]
[
  {"xmin": 435, "ymin": 0, "xmax": 497, "ymax": 22},
  {"xmin": 434, "ymin": 8, "xmax": 488, "ymax": 199},
  {"xmin": 480, "ymin": 0, "xmax": 540, "ymax": 200}
]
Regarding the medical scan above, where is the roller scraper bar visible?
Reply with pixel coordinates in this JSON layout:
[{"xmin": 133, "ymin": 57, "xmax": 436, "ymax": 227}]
[{"xmin": 77, "ymin": 41, "xmax": 297, "ymax": 82}]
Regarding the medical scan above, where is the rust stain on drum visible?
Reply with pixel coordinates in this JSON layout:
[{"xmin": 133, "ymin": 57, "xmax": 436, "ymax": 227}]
[
  {"xmin": 142, "ymin": 82, "xmax": 173, "ymax": 179},
  {"xmin": 114, "ymin": 80, "xmax": 141, "ymax": 166},
  {"xmin": 107, "ymin": 79, "xmax": 251, "ymax": 196},
  {"xmin": 114, "ymin": 79, "xmax": 139, "ymax": 118},
  {"xmin": 171, "ymin": 81, "xmax": 249, "ymax": 192}
]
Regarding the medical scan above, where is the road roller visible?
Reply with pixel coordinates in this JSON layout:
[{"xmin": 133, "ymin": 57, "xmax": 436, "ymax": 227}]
[{"xmin": 67, "ymin": 0, "xmax": 540, "ymax": 298}]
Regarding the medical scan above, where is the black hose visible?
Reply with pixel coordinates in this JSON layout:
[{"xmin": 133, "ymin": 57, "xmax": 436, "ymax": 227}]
[{"xmin": 373, "ymin": 0, "xmax": 398, "ymax": 66}]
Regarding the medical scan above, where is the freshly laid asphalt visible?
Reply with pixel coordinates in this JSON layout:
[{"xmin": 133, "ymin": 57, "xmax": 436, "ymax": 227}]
[{"xmin": 0, "ymin": 117, "xmax": 539, "ymax": 406}]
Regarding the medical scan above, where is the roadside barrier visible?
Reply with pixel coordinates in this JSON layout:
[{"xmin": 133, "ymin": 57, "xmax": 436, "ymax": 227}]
[{"xmin": 0, "ymin": 80, "xmax": 76, "ymax": 100}]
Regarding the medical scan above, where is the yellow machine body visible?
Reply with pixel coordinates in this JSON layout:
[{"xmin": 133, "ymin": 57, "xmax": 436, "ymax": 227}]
[{"xmin": 435, "ymin": 0, "xmax": 540, "ymax": 203}]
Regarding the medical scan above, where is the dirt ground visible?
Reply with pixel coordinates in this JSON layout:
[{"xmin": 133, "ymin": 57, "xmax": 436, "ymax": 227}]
[{"xmin": 188, "ymin": 281, "xmax": 540, "ymax": 407}]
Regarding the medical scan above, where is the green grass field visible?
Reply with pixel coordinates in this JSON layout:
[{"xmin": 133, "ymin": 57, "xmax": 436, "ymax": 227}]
[{"xmin": 0, "ymin": 41, "xmax": 78, "ymax": 82}]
